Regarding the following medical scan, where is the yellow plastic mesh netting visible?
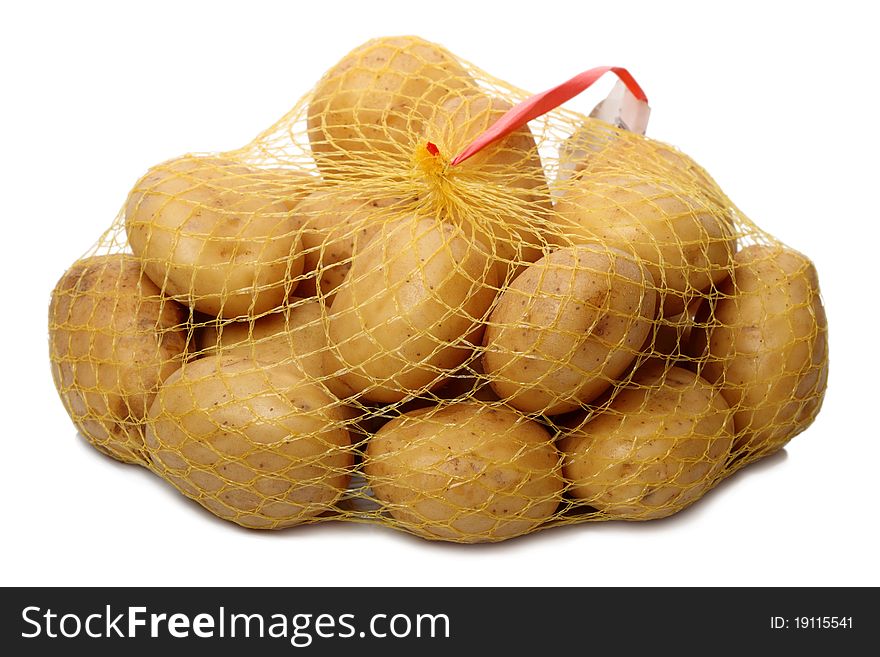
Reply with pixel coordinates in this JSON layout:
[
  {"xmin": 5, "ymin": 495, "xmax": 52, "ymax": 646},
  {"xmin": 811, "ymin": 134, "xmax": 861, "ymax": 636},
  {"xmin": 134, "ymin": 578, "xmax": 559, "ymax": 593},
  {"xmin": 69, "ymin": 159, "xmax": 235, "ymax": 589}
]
[{"xmin": 48, "ymin": 36, "xmax": 828, "ymax": 542}]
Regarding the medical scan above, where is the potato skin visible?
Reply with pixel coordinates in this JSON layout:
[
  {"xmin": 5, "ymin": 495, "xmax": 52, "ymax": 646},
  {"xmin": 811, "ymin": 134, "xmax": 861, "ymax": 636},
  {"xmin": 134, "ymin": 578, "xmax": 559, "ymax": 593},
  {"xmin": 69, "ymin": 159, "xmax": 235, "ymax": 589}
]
[
  {"xmin": 196, "ymin": 298, "xmax": 330, "ymax": 381},
  {"xmin": 326, "ymin": 216, "xmax": 498, "ymax": 403},
  {"xmin": 365, "ymin": 402, "xmax": 562, "ymax": 542},
  {"xmin": 49, "ymin": 254, "xmax": 188, "ymax": 465},
  {"xmin": 558, "ymin": 119, "xmax": 729, "ymax": 210},
  {"xmin": 145, "ymin": 356, "xmax": 353, "ymax": 529},
  {"xmin": 292, "ymin": 189, "xmax": 412, "ymax": 298},
  {"xmin": 560, "ymin": 364, "xmax": 733, "ymax": 519},
  {"xmin": 483, "ymin": 244, "xmax": 656, "ymax": 415},
  {"xmin": 308, "ymin": 36, "xmax": 475, "ymax": 172},
  {"xmin": 555, "ymin": 171, "xmax": 735, "ymax": 316},
  {"xmin": 125, "ymin": 155, "xmax": 306, "ymax": 318},
  {"xmin": 688, "ymin": 245, "xmax": 828, "ymax": 456}
]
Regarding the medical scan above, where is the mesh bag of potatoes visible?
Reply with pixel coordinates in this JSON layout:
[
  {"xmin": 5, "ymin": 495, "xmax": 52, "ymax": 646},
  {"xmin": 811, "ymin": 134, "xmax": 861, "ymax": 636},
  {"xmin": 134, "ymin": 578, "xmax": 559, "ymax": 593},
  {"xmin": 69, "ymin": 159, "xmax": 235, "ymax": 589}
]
[{"xmin": 48, "ymin": 36, "xmax": 828, "ymax": 542}]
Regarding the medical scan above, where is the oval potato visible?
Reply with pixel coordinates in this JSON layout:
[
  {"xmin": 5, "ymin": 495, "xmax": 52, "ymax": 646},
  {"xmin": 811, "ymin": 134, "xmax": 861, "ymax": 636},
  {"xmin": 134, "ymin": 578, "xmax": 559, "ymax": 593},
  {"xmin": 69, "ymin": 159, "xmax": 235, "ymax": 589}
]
[
  {"xmin": 560, "ymin": 364, "xmax": 733, "ymax": 519},
  {"xmin": 125, "ymin": 155, "xmax": 306, "ymax": 318},
  {"xmin": 326, "ymin": 216, "xmax": 498, "ymax": 403},
  {"xmin": 145, "ymin": 356, "xmax": 353, "ymax": 529},
  {"xmin": 555, "ymin": 171, "xmax": 735, "ymax": 316},
  {"xmin": 365, "ymin": 402, "xmax": 562, "ymax": 542},
  {"xmin": 49, "ymin": 254, "xmax": 188, "ymax": 464},
  {"xmin": 688, "ymin": 244, "xmax": 828, "ymax": 455},
  {"xmin": 483, "ymin": 244, "xmax": 656, "ymax": 415},
  {"xmin": 558, "ymin": 119, "xmax": 729, "ymax": 210},
  {"xmin": 308, "ymin": 36, "xmax": 475, "ymax": 173},
  {"xmin": 196, "ymin": 298, "xmax": 329, "ymax": 382}
]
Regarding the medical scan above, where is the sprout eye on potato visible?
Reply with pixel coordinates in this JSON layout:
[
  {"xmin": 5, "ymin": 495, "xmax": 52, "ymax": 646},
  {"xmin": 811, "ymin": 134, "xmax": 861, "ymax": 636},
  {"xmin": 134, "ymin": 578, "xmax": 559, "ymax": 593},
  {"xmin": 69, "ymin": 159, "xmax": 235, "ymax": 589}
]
[
  {"xmin": 125, "ymin": 154, "xmax": 307, "ymax": 319},
  {"xmin": 145, "ymin": 355, "xmax": 354, "ymax": 529},
  {"xmin": 49, "ymin": 254, "xmax": 188, "ymax": 465},
  {"xmin": 482, "ymin": 244, "xmax": 656, "ymax": 415},
  {"xmin": 560, "ymin": 363, "xmax": 734, "ymax": 520},
  {"xmin": 365, "ymin": 402, "xmax": 563, "ymax": 542}
]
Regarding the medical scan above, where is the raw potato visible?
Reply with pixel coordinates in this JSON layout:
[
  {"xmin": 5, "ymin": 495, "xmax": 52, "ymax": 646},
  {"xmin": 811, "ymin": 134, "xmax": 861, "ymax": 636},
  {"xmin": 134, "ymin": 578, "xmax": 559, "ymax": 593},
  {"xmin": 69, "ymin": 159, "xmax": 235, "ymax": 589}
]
[
  {"xmin": 483, "ymin": 244, "xmax": 656, "ymax": 415},
  {"xmin": 423, "ymin": 92, "xmax": 553, "ymax": 277},
  {"xmin": 365, "ymin": 402, "xmax": 562, "ymax": 542},
  {"xmin": 308, "ymin": 35, "xmax": 475, "ymax": 172},
  {"xmin": 688, "ymin": 245, "xmax": 828, "ymax": 455},
  {"xmin": 555, "ymin": 171, "xmax": 735, "ymax": 316},
  {"xmin": 145, "ymin": 355, "xmax": 353, "ymax": 529},
  {"xmin": 293, "ymin": 189, "xmax": 414, "ymax": 298},
  {"xmin": 326, "ymin": 216, "xmax": 498, "ymax": 403},
  {"xmin": 196, "ymin": 298, "xmax": 329, "ymax": 381},
  {"xmin": 125, "ymin": 155, "xmax": 306, "ymax": 318},
  {"xmin": 49, "ymin": 255, "xmax": 187, "ymax": 465},
  {"xmin": 558, "ymin": 119, "xmax": 729, "ymax": 209},
  {"xmin": 560, "ymin": 364, "xmax": 733, "ymax": 519}
]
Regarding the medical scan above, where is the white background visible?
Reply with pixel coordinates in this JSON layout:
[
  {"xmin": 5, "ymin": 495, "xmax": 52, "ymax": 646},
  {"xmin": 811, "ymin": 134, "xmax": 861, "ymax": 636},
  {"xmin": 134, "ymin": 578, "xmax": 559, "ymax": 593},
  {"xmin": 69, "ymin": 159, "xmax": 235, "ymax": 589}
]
[{"xmin": 2, "ymin": 0, "xmax": 877, "ymax": 587}]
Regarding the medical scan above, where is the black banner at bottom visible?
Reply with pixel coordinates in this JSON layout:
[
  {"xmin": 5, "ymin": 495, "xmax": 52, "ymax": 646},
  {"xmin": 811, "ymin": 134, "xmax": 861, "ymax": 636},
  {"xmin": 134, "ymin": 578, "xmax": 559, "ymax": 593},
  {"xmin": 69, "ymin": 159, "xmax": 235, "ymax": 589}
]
[{"xmin": 1, "ymin": 587, "xmax": 870, "ymax": 654}]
